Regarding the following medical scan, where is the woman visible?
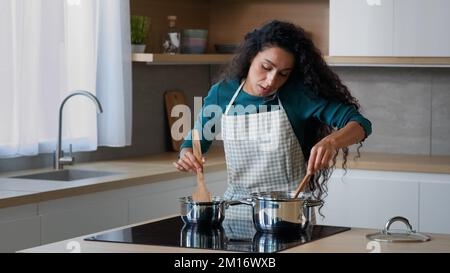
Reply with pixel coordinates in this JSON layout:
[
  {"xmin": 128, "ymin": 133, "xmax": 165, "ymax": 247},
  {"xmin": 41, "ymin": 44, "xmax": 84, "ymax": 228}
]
[{"xmin": 173, "ymin": 20, "xmax": 372, "ymax": 220}]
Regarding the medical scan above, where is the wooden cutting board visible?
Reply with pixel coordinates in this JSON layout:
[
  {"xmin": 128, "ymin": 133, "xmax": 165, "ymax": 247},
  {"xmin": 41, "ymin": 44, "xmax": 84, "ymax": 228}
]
[{"xmin": 164, "ymin": 90, "xmax": 187, "ymax": 152}]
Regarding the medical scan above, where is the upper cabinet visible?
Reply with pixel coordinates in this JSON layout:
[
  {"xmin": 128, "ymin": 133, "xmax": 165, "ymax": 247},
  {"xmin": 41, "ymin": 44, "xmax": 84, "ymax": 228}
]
[
  {"xmin": 330, "ymin": 0, "xmax": 394, "ymax": 56},
  {"xmin": 330, "ymin": 0, "xmax": 450, "ymax": 57},
  {"xmin": 394, "ymin": 0, "xmax": 450, "ymax": 57}
]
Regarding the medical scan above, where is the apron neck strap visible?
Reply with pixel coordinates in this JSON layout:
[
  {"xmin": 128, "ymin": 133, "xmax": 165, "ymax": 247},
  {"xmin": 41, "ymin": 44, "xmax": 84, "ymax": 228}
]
[
  {"xmin": 224, "ymin": 80, "xmax": 246, "ymax": 115},
  {"xmin": 224, "ymin": 79, "xmax": 284, "ymax": 115}
]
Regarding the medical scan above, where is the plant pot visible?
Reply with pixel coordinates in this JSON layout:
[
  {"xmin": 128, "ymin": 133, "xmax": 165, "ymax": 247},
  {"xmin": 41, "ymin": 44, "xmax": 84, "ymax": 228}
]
[{"xmin": 132, "ymin": 44, "xmax": 146, "ymax": 53}]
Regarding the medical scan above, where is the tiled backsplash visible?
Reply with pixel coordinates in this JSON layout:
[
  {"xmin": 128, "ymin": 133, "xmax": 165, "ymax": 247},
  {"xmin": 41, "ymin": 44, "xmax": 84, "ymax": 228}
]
[
  {"xmin": 1, "ymin": 65, "xmax": 449, "ymax": 173},
  {"xmin": 430, "ymin": 69, "xmax": 450, "ymax": 155},
  {"xmin": 334, "ymin": 67, "xmax": 450, "ymax": 156}
]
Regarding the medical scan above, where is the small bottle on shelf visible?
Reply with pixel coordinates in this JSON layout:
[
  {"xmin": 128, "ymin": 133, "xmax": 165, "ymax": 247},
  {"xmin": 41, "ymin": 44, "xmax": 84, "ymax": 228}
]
[{"xmin": 162, "ymin": 15, "xmax": 181, "ymax": 54}]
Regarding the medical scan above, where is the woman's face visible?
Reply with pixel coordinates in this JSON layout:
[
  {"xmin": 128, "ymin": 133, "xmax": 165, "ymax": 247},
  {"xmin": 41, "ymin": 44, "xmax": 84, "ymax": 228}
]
[{"xmin": 244, "ymin": 46, "xmax": 295, "ymax": 97}]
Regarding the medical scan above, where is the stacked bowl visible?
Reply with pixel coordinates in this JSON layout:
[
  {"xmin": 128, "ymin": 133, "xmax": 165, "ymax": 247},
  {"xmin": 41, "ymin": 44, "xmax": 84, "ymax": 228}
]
[{"xmin": 181, "ymin": 29, "xmax": 208, "ymax": 54}]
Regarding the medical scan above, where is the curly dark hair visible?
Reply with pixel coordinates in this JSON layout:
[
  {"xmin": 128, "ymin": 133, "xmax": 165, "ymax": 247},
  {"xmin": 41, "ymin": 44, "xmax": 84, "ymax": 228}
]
[{"xmin": 218, "ymin": 20, "xmax": 363, "ymax": 215}]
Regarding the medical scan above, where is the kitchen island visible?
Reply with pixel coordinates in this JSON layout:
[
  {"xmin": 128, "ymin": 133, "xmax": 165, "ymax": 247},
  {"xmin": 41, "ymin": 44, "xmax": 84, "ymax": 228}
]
[
  {"xmin": 2, "ymin": 146, "xmax": 450, "ymax": 253},
  {"xmin": 19, "ymin": 214, "xmax": 450, "ymax": 253}
]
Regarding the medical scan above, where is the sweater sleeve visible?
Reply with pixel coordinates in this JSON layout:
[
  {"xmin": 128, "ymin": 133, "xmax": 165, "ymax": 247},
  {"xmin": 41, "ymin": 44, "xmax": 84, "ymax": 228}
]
[
  {"xmin": 179, "ymin": 82, "xmax": 223, "ymax": 154},
  {"xmin": 305, "ymin": 91, "xmax": 373, "ymax": 140}
]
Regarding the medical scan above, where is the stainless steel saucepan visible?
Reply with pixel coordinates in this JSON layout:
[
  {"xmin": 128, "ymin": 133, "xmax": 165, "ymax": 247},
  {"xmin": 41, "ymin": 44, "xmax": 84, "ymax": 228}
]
[
  {"xmin": 238, "ymin": 191, "xmax": 323, "ymax": 233},
  {"xmin": 179, "ymin": 196, "xmax": 240, "ymax": 226}
]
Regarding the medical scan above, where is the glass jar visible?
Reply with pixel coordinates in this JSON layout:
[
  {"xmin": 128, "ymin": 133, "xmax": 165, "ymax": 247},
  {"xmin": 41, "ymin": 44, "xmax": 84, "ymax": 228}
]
[{"xmin": 162, "ymin": 15, "xmax": 181, "ymax": 54}]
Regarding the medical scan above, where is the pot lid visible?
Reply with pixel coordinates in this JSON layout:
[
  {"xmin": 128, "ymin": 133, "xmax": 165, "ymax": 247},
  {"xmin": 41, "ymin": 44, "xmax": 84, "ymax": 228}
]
[{"xmin": 366, "ymin": 216, "xmax": 430, "ymax": 242}]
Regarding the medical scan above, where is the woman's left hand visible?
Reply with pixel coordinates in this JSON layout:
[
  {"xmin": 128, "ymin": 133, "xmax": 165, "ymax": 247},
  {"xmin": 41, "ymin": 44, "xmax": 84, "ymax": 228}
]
[{"xmin": 307, "ymin": 137, "xmax": 338, "ymax": 175}]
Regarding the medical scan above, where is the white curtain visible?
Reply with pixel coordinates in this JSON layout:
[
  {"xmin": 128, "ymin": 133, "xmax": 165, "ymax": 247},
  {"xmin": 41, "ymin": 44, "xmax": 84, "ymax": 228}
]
[{"xmin": 0, "ymin": 0, "xmax": 132, "ymax": 158}]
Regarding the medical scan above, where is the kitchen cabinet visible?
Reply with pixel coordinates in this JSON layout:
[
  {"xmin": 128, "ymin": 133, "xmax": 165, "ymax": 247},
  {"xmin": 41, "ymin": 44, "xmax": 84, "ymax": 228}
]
[
  {"xmin": 394, "ymin": 0, "xmax": 450, "ymax": 57},
  {"xmin": 317, "ymin": 169, "xmax": 450, "ymax": 234},
  {"xmin": 0, "ymin": 217, "xmax": 41, "ymax": 253},
  {"xmin": 420, "ymin": 182, "xmax": 450, "ymax": 234},
  {"xmin": 317, "ymin": 169, "xmax": 419, "ymax": 229},
  {"xmin": 329, "ymin": 0, "xmax": 394, "ymax": 56},
  {"xmin": 39, "ymin": 191, "xmax": 128, "ymax": 244},
  {"xmin": 329, "ymin": 0, "xmax": 450, "ymax": 57},
  {"xmin": 0, "ymin": 204, "xmax": 40, "ymax": 252}
]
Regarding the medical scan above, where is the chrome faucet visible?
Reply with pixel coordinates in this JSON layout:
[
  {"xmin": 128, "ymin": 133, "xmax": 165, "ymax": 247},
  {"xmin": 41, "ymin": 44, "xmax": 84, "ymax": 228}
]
[{"xmin": 55, "ymin": 91, "xmax": 103, "ymax": 170}]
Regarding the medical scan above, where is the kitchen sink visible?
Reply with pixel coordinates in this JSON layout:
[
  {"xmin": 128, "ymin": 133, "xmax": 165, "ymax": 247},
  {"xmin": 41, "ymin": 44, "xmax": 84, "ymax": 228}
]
[{"xmin": 10, "ymin": 169, "xmax": 119, "ymax": 182}]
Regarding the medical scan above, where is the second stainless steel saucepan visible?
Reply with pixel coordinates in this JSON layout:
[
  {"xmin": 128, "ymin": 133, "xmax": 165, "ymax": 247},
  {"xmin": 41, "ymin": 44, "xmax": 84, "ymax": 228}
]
[{"xmin": 238, "ymin": 191, "xmax": 323, "ymax": 233}]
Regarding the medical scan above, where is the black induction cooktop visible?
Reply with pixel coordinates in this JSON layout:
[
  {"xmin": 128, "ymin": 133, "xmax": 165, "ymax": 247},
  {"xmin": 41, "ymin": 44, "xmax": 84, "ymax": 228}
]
[{"xmin": 85, "ymin": 216, "xmax": 350, "ymax": 253}]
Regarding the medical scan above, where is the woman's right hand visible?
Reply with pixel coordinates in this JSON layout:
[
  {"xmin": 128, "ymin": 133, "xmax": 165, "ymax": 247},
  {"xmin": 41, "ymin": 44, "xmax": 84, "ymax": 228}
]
[{"xmin": 173, "ymin": 147, "xmax": 206, "ymax": 173}]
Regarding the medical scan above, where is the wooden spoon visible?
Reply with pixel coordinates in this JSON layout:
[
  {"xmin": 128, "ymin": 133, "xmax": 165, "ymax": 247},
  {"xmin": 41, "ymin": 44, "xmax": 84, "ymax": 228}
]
[
  {"xmin": 293, "ymin": 174, "xmax": 311, "ymax": 199},
  {"xmin": 191, "ymin": 129, "xmax": 212, "ymax": 202}
]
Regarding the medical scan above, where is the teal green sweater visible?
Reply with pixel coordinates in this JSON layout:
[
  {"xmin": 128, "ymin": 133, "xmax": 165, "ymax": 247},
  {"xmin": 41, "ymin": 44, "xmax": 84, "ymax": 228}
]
[{"xmin": 180, "ymin": 79, "xmax": 372, "ymax": 156}]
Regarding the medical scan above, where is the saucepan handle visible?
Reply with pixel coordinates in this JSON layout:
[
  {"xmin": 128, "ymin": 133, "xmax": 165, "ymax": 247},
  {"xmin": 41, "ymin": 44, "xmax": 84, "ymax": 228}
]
[
  {"xmin": 224, "ymin": 199, "xmax": 254, "ymax": 209},
  {"xmin": 303, "ymin": 199, "xmax": 324, "ymax": 208}
]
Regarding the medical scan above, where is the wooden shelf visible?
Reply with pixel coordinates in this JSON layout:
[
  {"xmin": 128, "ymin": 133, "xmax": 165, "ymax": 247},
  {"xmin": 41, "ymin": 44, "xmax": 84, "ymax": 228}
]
[
  {"xmin": 132, "ymin": 53, "xmax": 232, "ymax": 65},
  {"xmin": 133, "ymin": 53, "xmax": 450, "ymax": 67}
]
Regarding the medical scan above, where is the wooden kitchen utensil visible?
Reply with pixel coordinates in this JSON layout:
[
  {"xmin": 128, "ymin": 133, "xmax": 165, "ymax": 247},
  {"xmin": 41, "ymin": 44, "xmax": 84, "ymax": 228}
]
[
  {"xmin": 191, "ymin": 129, "xmax": 212, "ymax": 202},
  {"xmin": 293, "ymin": 174, "xmax": 311, "ymax": 199},
  {"xmin": 164, "ymin": 90, "xmax": 186, "ymax": 152}
]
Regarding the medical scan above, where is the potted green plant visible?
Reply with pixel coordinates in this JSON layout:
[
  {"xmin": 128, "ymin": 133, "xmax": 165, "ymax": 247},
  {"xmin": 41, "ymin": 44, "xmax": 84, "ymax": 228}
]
[{"xmin": 131, "ymin": 15, "xmax": 150, "ymax": 53}]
